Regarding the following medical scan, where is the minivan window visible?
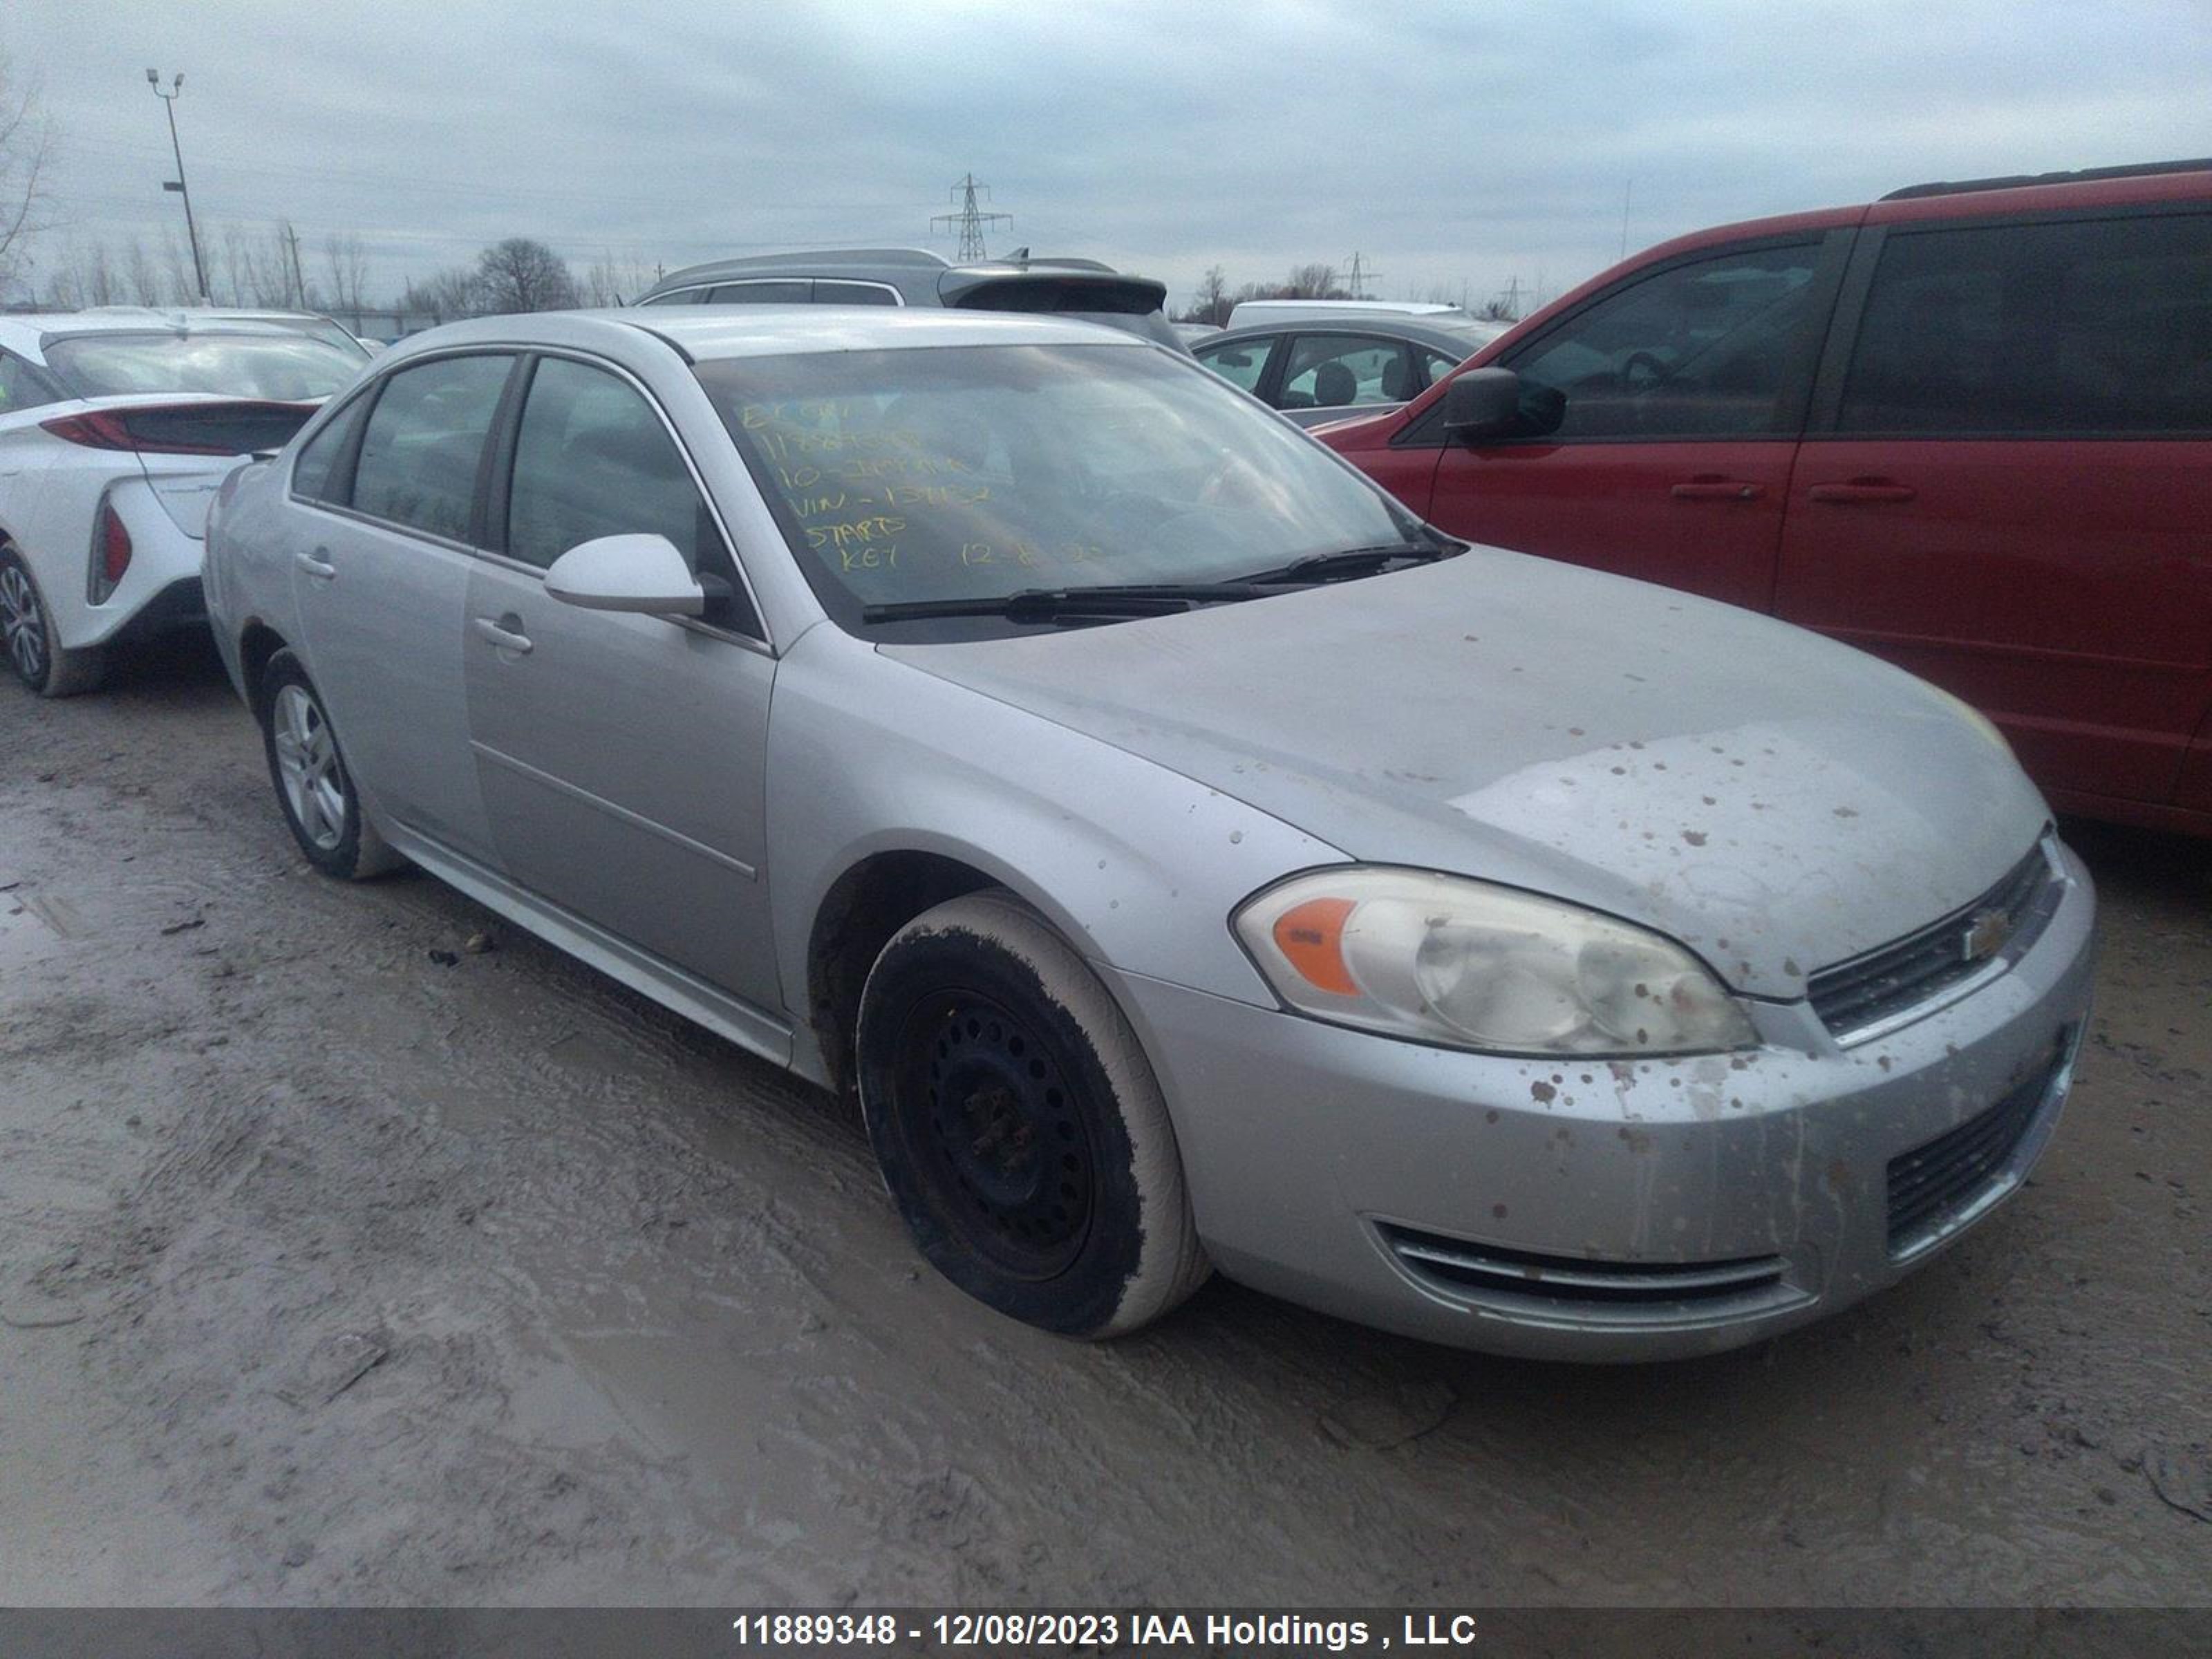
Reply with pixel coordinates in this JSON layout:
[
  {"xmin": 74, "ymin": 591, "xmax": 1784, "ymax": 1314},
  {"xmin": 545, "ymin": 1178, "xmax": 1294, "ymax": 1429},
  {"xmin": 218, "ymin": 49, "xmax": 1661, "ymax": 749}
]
[
  {"xmin": 707, "ymin": 281, "xmax": 811, "ymax": 305},
  {"xmin": 350, "ymin": 354, "xmax": 512, "ymax": 543},
  {"xmin": 1839, "ymin": 212, "xmax": 2212, "ymax": 435},
  {"xmin": 813, "ymin": 281, "xmax": 899, "ymax": 306},
  {"xmin": 505, "ymin": 357, "xmax": 728, "ymax": 577},
  {"xmin": 1508, "ymin": 244, "xmax": 1821, "ymax": 438}
]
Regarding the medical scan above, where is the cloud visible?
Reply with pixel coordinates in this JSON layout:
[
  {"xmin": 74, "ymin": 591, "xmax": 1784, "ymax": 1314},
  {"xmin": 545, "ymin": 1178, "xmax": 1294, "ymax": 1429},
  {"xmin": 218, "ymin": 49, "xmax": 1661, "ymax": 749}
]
[{"xmin": 9, "ymin": 0, "xmax": 2208, "ymax": 311}]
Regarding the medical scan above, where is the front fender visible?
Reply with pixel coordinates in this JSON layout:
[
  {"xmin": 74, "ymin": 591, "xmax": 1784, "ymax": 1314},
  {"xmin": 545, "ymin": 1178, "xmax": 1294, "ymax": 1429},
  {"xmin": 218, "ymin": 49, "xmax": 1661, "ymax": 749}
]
[{"xmin": 766, "ymin": 625, "xmax": 1346, "ymax": 1049}]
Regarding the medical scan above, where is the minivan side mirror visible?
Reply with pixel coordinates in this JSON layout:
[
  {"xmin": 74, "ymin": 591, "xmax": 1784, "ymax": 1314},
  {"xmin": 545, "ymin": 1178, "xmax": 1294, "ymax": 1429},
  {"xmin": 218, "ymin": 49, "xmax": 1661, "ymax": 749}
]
[
  {"xmin": 1441, "ymin": 366, "xmax": 1566, "ymax": 442},
  {"xmin": 544, "ymin": 534, "xmax": 705, "ymax": 616}
]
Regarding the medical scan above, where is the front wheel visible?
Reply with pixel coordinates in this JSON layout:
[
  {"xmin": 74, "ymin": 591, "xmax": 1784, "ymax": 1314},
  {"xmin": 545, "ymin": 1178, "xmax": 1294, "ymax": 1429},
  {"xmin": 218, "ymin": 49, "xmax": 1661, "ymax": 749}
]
[
  {"xmin": 258, "ymin": 649, "xmax": 401, "ymax": 879},
  {"xmin": 856, "ymin": 889, "xmax": 1209, "ymax": 1338}
]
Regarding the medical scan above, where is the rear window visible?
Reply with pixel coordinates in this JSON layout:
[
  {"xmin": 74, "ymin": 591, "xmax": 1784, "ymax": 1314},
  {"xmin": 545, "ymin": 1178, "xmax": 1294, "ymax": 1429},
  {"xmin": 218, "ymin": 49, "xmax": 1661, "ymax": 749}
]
[{"xmin": 41, "ymin": 331, "xmax": 362, "ymax": 402}]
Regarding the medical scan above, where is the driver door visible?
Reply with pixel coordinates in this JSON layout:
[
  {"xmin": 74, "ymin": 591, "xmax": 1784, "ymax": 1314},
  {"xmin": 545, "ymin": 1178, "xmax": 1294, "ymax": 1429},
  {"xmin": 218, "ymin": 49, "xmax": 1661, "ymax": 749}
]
[{"xmin": 1421, "ymin": 236, "xmax": 1844, "ymax": 609}]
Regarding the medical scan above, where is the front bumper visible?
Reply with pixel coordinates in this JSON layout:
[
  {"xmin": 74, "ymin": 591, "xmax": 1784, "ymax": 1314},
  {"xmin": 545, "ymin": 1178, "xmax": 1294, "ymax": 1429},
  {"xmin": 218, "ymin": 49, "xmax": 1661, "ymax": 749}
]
[{"xmin": 1103, "ymin": 842, "xmax": 2097, "ymax": 1362}]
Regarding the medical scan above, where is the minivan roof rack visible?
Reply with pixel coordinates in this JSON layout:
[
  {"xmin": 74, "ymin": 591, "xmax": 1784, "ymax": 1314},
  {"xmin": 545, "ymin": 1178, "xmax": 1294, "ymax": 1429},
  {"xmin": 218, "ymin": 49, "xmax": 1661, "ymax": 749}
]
[{"xmin": 1880, "ymin": 158, "xmax": 2212, "ymax": 201}]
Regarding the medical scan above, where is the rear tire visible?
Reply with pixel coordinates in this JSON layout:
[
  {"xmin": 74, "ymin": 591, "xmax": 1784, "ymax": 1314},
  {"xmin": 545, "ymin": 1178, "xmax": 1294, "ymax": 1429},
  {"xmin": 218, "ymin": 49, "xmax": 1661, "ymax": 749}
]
[
  {"xmin": 257, "ymin": 648, "xmax": 401, "ymax": 879},
  {"xmin": 856, "ymin": 888, "xmax": 1209, "ymax": 1338},
  {"xmin": 0, "ymin": 545, "xmax": 106, "ymax": 697}
]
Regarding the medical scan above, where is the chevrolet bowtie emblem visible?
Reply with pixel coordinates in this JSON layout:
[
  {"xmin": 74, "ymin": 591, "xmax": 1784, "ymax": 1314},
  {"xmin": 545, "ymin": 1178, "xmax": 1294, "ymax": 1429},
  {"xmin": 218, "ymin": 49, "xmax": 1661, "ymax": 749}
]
[{"xmin": 1964, "ymin": 908, "xmax": 2014, "ymax": 964}]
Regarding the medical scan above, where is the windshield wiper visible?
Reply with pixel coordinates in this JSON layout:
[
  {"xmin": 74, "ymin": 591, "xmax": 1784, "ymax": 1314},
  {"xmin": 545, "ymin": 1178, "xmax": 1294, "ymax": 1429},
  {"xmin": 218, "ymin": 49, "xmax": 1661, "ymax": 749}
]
[
  {"xmin": 1234, "ymin": 541, "xmax": 1463, "ymax": 587},
  {"xmin": 863, "ymin": 582, "xmax": 1273, "ymax": 626}
]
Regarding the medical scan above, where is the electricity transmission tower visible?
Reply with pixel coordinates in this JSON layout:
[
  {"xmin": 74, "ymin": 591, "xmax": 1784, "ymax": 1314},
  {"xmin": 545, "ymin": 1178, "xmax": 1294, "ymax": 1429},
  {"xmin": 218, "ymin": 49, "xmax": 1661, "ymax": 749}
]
[
  {"xmin": 933, "ymin": 174, "xmax": 1013, "ymax": 260},
  {"xmin": 1344, "ymin": 251, "xmax": 1381, "ymax": 299}
]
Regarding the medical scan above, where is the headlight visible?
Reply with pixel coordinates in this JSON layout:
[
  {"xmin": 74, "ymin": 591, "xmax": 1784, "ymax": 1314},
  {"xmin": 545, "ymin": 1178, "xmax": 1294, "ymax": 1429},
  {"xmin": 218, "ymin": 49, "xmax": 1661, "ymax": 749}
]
[{"xmin": 1234, "ymin": 868, "xmax": 1756, "ymax": 1057}]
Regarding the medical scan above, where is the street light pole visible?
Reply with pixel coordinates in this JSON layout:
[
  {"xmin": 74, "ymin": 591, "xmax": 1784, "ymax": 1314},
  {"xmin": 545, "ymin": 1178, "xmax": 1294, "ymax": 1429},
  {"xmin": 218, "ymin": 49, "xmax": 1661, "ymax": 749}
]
[{"xmin": 146, "ymin": 69, "xmax": 209, "ymax": 303}]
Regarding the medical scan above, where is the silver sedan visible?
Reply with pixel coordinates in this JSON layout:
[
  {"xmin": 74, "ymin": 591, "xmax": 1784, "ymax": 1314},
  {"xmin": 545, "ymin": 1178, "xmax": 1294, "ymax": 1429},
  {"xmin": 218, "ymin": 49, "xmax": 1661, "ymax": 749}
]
[{"xmin": 203, "ymin": 308, "xmax": 2094, "ymax": 1360}]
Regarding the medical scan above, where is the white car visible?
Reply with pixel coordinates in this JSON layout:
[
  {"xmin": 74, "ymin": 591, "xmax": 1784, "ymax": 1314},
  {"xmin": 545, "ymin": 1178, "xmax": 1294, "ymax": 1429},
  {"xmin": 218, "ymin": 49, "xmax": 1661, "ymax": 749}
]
[{"xmin": 0, "ymin": 313, "xmax": 363, "ymax": 695}]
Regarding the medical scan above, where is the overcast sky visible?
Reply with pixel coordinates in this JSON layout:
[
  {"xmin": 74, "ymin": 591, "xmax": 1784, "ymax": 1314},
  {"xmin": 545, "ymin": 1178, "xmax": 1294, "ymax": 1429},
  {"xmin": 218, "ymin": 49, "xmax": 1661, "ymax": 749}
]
[{"xmin": 8, "ymin": 0, "xmax": 2208, "ymax": 314}]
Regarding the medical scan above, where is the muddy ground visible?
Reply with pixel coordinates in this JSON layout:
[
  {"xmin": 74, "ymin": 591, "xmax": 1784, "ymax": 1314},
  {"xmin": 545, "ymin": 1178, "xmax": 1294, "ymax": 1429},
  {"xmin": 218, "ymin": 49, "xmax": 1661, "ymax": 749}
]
[{"xmin": 1, "ymin": 638, "xmax": 2206, "ymax": 1609}]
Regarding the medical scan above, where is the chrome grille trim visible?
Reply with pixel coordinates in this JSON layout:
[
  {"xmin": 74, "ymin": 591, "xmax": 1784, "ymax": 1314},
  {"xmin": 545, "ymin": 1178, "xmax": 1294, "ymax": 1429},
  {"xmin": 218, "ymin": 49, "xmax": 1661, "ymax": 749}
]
[
  {"xmin": 1377, "ymin": 1222, "xmax": 1796, "ymax": 1315},
  {"xmin": 1808, "ymin": 838, "xmax": 2059, "ymax": 1044}
]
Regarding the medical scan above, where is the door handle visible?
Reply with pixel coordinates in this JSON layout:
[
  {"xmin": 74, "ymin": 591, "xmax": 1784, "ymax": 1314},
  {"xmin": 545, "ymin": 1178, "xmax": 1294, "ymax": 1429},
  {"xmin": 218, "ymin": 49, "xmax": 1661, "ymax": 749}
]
[
  {"xmin": 1670, "ymin": 477, "xmax": 1766, "ymax": 502},
  {"xmin": 294, "ymin": 548, "xmax": 336, "ymax": 580},
  {"xmin": 1808, "ymin": 480, "xmax": 1917, "ymax": 505},
  {"xmin": 471, "ymin": 616, "xmax": 532, "ymax": 655}
]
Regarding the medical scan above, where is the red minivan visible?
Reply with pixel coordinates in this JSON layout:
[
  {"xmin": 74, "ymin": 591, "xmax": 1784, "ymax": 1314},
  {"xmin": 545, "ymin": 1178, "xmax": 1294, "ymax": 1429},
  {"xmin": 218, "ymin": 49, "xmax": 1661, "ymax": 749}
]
[{"xmin": 1318, "ymin": 160, "xmax": 2212, "ymax": 837}]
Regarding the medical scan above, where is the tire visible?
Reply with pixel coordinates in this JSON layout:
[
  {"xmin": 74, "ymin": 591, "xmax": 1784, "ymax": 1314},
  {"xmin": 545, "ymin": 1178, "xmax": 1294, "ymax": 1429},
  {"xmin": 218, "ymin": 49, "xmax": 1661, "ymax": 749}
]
[
  {"xmin": 856, "ymin": 888, "xmax": 1210, "ymax": 1338},
  {"xmin": 0, "ymin": 544, "xmax": 106, "ymax": 697},
  {"xmin": 257, "ymin": 648, "xmax": 402, "ymax": 879}
]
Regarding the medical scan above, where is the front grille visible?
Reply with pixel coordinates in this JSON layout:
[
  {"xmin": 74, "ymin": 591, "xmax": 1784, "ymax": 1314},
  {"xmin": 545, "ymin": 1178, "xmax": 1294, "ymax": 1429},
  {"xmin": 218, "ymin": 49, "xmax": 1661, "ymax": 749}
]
[
  {"xmin": 1378, "ymin": 1222, "xmax": 1787, "ymax": 1310},
  {"xmin": 1808, "ymin": 842, "xmax": 2054, "ymax": 1041},
  {"xmin": 1886, "ymin": 1048, "xmax": 2060, "ymax": 1253}
]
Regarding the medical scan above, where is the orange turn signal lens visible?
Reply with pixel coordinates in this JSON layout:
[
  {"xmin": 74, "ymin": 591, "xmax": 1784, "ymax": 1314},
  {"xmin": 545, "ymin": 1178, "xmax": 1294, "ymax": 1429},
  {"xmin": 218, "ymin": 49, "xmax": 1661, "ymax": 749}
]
[{"xmin": 1271, "ymin": 897, "xmax": 1359, "ymax": 996}]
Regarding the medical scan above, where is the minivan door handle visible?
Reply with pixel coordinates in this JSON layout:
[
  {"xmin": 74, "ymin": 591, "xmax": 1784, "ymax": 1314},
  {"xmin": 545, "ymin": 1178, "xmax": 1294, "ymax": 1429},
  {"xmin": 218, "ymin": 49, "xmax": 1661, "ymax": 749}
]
[
  {"xmin": 1670, "ymin": 476, "xmax": 1766, "ymax": 502},
  {"xmin": 1808, "ymin": 480, "xmax": 1917, "ymax": 505},
  {"xmin": 294, "ymin": 548, "xmax": 336, "ymax": 580},
  {"xmin": 471, "ymin": 615, "xmax": 533, "ymax": 655}
]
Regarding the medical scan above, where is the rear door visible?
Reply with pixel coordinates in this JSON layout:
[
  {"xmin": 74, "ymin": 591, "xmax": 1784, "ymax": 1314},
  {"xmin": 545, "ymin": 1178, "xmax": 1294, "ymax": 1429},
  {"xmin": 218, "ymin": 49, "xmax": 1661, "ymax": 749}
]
[
  {"xmin": 290, "ymin": 351, "xmax": 516, "ymax": 861},
  {"xmin": 462, "ymin": 352, "xmax": 782, "ymax": 1015},
  {"xmin": 1418, "ymin": 234, "xmax": 1847, "ymax": 608},
  {"xmin": 1777, "ymin": 205, "xmax": 2212, "ymax": 809}
]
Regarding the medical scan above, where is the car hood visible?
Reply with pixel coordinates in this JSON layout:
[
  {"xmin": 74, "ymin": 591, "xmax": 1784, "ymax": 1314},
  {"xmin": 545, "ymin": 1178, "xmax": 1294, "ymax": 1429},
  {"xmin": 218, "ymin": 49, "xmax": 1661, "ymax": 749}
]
[{"xmin": 882, "ymin": 550, "xmax": 2050, "ymax": 998}]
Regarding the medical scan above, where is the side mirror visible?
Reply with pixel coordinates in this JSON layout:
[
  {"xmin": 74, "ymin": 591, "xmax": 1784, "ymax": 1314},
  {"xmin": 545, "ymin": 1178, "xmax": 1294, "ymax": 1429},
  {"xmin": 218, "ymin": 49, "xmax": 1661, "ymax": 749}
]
[
  {"xmin": 545, "ymin": 534, "xmax": 704, "ymax": 616},
  {"xmin": 1441, "ymin": 366, "xmax": 1530, "ymax": 440}
]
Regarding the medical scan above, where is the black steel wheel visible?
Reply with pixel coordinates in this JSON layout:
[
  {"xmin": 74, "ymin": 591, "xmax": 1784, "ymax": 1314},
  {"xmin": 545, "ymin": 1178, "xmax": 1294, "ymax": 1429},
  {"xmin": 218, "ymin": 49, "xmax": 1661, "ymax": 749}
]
[{"xmin": 857, "ymin": 889, "xmax": 1208, "ymax": 1337}]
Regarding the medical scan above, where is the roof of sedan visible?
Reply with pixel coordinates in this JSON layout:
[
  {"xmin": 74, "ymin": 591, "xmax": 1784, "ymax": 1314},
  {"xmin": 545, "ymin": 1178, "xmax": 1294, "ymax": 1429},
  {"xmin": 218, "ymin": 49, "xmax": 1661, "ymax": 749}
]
[{"xmin": 396, "ymin": 306, "xmax": 1156, "ymax": 363}]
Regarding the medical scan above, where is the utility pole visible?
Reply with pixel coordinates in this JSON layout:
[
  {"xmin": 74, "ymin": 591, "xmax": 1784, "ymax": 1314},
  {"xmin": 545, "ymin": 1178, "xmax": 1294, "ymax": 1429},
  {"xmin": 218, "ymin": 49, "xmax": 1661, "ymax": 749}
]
[
  {"xmin": 146, "ymin": 69, "xmax": 210, "ymax": 303},
  {"xmin": 1619, "ymin": 178, "xmax": 1633, "ymax": 263},
  {"xmin": 1499, "ymin": 275, "xmax": 1522, "ymax": 319},
  {"xmin": 1343, "ymin": 251, "xmax": 1381, "ymax": 299},
  {"xmin": 282, "ymin": 221, "xmax": 308, "ymax": 307},
  {"xmin": 932, "ymin": 174, "xmax": 1012, "ymax": 261}
]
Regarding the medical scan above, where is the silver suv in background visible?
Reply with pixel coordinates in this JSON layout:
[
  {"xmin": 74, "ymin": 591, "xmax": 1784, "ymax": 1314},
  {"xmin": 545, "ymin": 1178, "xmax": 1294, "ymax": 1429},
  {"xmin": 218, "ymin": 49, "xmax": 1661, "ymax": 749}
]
[{"xmin": 633, "ymin": 247, "xmax": 1189, "ymax": 352}]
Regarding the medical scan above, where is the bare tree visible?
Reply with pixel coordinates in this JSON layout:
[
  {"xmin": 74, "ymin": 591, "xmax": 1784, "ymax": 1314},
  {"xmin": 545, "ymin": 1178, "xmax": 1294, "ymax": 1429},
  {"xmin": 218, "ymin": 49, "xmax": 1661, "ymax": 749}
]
[
  {"xmin": 323, "ymin": 233, "xmax": 370, "ymax": 313},
  {"xmin": 577, "ymin": 250, "xmax": 657, "ymax": 308},
  {"xmin": 125, "ymin": 236, "xmax": 165, "ymax": 305},
  {"xmin": 1284, "ymin": 262, "xmax": 1347, "ymax": 299},
  {"xmin": 398, "ymin": 264, "xmax": 484, "ymax": 321},
  {"xmin": 0, "ymin": 49, "xmax": 55, "ymax": 301},
  {"xmin": 1185, "ymin": 263, "xmax": 1230, "ymax": 326},
  {"xmin": 474, "ymin": 237, "xmax": 577, "ymax": 313},
  {"xmin": 41, "ymin": 237, "xmax": 120, "ymax": 308}
]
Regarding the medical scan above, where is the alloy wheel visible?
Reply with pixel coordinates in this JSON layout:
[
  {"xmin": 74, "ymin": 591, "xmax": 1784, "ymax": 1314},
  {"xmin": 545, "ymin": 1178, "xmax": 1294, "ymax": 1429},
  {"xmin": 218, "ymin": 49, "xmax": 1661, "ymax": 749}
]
[
  {"xmin": 271, "ymin": 683, "xmax": 347, "ymax": 851},
  {"xmin": 0, "ymin": 562, "xmax": 46, "ymax": 686}
]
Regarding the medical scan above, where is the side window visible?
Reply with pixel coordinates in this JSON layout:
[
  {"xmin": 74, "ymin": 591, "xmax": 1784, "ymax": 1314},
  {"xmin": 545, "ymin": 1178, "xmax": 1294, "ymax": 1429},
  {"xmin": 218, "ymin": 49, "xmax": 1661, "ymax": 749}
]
[
  {"xmin": 812, "ymin": 281, "xmax": 897, "ymax": 306},
  {"xmin": 707, "ymin": 281, "xmax": 811, "ymax": 304},
  {"xmin": 350, "ymin": 355, "xmax": 512, "ymax": 542},
  {"xmin": 1839, "ymin": 212, "xmax": 2212, "ymax": 435},
  {"xmin": 1418, "ymin": 348, "xmax": 1462, "ymax": 390},
  {"xmin": 505, "ymin": 357, "xmax": 753, "ymax": 627},
  {"xmin": 0, "ymin": 350, "xmax": 62, "ymax": 414},
  {"xmin": 1280, "ymin": 335, "xmax": 1412, "ymax": 409},
  {"xmin": 291, "ymin": 395, "xmax": 368, "ymax": 504},
  {"xmin": 1194, "ymin": 335, "xmax": 1277, "ymax": 393},
  {"xmin": 1508, "ymin": 243, "xmax": 1822, "ymax": 438}
]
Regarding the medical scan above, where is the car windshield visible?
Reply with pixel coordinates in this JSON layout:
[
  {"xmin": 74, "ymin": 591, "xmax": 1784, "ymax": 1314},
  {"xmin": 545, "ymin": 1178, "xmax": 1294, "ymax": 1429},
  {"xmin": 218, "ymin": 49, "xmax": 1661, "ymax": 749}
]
[
  {"xmin": 693, "ymin": 343, "xmax": 1427, "ymax": 630},
  {"xmin": 41, "ymin": 330, "xmax": 362, "ymax": 402}
]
